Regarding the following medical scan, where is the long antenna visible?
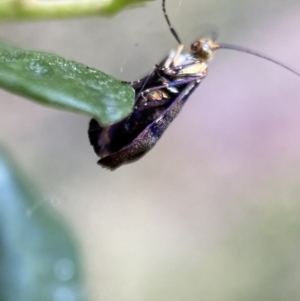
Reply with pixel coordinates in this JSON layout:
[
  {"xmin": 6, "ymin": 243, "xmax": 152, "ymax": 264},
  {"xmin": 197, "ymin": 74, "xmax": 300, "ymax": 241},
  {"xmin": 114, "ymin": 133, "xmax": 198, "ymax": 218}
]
[
  {"xmin": 162, "ymin": 0, "xmax": 182, "ymax": 45},
  {"xmin": 218, "ymin": 42, "xmax": 300, "ymax": 77}
]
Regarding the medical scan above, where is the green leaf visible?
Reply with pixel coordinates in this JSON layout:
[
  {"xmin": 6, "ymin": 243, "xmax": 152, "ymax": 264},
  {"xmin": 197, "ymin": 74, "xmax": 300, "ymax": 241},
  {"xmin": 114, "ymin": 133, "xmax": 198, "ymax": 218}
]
[
  {"xmin": 0, "ymin": 0, "xmax": 153, "ymax": 20},
  {"xmin": 0, "ymin": 42, "xmax": 135, "ymax": 126},
  {"xmin": 0, "ymin": 145, "xmax": 87, "ymax": 301},
  {"xmin": 102, "ymin": 0, "xmax": 153, "ymax": 14}
]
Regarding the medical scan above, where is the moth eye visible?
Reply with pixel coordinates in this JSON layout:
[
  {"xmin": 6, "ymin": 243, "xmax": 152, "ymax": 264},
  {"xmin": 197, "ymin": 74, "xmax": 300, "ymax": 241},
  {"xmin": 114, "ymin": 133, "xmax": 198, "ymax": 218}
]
[{"xmin": 190, "ymin": 41, "xmax": 201, "ymax": 54}]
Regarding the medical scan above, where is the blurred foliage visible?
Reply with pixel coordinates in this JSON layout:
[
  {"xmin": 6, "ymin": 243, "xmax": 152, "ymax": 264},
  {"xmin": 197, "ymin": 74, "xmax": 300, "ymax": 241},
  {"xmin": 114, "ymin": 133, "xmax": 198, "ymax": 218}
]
[
  {"xmin": 0, "ymin": 0, "xmax": 153, "ymax": 20},
  {"xmin": 0, "ymin": 146, "xmax": 87, "ymax": 301}
]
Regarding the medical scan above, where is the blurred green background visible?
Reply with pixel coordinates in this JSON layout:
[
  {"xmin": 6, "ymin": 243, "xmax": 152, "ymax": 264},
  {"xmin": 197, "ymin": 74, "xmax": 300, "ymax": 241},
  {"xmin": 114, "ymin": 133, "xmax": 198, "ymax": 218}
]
[{"xmin": 1, "ymin": 0, "xmax": 300, "ymax": 300}]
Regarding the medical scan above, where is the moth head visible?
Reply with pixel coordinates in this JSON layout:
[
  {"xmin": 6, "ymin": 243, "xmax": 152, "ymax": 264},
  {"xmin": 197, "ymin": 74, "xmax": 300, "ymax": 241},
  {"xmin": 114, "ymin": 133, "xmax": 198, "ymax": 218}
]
[{"xmin": 190, "ymin": 39, "xmax": 219, "ymax": 61}]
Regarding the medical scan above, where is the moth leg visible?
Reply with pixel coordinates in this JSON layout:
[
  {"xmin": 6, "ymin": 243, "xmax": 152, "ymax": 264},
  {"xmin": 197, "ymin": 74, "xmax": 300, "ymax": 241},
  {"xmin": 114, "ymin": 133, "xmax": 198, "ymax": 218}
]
[
  {"xmin": 168, "ymin": 76, "xmax": 202, "ymax": 87},
  {"xmin": 134, "ymin": 66, "xmax": 161, "ymax": 101},
  {"xmin": 172, "ymin": 44, "xmax": 184, "ymax": 67},
  {"xmin": 139, "ymin": 90, "xmax": 170, "ymax": 108},
  {"xmin": 136, "ymin": 83, "xmax": 170, "ymax": 108},
  {"xmin": 141, "ymin": 82, "xmax": 169, "ymax": 94},
  {"xmin": 121, "ymin": 79, "xmax": 146, "ymax": 90},
  {"xmin": 161, "ymin": 44, "xmax": 184, "ymax": 72},
  {"xmin": 122, "ymin": 68, "xmax": 159, "ymax": 91},
  {"xmin": 171, "ymin": 60, "xmax": 199, "ymax": 71},
  {"xmin": 140, "ymin": 76, "xmax": 200, "ymax": 97},
  {"xmin": 145, "ymin": 75, "xmax": 201, "ymax": 91},
  {"xmin": 138, "ymin": 74, "xmax": 200, "ymax": 108}
]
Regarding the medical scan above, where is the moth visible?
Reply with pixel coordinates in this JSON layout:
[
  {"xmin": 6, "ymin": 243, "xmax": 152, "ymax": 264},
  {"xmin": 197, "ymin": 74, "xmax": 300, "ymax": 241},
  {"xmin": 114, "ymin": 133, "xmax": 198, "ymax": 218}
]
[{"xmin": 88, "ymin": 0, "xmax": 299, "ymax": 170}]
